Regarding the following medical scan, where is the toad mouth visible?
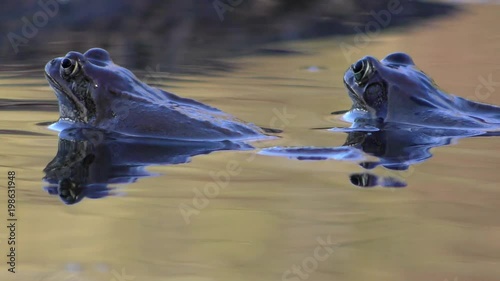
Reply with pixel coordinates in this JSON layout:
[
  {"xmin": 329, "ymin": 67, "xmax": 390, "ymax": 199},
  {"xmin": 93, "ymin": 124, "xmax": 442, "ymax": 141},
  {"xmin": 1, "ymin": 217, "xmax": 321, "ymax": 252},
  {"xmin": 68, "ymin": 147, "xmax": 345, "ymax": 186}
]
[
  {"xmin": 45, "ymin": 71, "xmax": 88, "ymax": 121},
  {"xmin": 343, "ymin": 78, "xmax": 369, "ymax": 113}
]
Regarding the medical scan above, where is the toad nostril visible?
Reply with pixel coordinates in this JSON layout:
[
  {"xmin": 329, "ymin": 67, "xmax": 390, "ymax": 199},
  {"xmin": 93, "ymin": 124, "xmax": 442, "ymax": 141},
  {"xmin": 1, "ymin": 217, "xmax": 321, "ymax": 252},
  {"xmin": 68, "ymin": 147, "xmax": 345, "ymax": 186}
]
[
  {"xmin": 61, "ymin": 58, "xmax": 72, "ymax": 69},
  {"xmin": 50, "ymin": 59, "xmax": 56, "ymax": 65}
]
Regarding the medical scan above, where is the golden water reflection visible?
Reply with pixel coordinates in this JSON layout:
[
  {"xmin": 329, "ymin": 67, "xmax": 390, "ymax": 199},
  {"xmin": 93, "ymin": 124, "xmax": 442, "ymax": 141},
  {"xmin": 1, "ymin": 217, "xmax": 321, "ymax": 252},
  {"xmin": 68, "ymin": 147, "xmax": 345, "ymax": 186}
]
[{"xmin": 0, "ymin": 3, "xmax": 500, "ymax": 281}]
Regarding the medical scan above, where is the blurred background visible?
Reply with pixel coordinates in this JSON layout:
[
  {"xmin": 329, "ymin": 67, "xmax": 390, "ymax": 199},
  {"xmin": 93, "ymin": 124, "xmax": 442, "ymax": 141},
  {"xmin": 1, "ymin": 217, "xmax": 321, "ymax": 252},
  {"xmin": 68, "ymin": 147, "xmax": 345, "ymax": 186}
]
[{"xmin": 1, "ymin": 0, "xmax": 457, "ymax": 71}]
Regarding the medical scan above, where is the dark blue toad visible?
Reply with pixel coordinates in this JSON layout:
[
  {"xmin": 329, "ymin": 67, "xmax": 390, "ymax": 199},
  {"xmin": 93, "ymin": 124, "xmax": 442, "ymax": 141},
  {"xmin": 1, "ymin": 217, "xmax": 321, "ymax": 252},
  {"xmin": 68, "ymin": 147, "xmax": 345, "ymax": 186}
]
[
  {"xmin": 261, "ymin": 52, "xmax": 500, "ymax": 188},
  {"xmin": 343, "ymin": 52, "xmax": 500, "ymax": 129},
  {"xmin": 44, "ymin": 48, "xmax": 267, "ymax": 141}
]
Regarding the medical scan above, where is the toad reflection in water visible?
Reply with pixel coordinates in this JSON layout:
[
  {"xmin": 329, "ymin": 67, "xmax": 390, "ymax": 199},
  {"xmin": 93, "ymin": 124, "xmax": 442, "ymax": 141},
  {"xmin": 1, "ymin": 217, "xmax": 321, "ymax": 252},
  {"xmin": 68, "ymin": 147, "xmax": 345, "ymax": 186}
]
[
  {"xmin": 43, "ymin": 128, "xmax": 251, "ymax": 204},
  {"xmin": 261, "ymin": 53, "xmax": 500, "ymax": 187}
]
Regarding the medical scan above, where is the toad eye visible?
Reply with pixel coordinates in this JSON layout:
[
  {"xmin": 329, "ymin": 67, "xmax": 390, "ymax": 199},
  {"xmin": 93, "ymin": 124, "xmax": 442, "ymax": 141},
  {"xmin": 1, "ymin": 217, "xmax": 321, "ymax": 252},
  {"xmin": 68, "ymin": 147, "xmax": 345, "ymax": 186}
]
[
  {"xmin": 352, "ymin": 58, "xmax": 374, "ymax": 85},
  {"xmin": 61, "ymin": 58, "xmax": 80, "ymax": 77}
]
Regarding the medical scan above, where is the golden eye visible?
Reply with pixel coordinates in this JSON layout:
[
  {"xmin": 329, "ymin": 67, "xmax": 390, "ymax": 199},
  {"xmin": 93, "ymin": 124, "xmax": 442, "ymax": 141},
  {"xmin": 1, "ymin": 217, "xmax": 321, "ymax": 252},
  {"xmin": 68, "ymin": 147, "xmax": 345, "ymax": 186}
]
[{"xmin": 61, "ymin": 58, "xmax": 80, "ymax": 77}]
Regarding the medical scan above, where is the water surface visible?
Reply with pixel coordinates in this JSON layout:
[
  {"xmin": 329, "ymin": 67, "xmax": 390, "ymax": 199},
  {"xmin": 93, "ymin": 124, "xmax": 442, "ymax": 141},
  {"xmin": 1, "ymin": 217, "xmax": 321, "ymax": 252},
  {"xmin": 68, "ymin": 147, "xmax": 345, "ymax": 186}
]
[{"xmin": 1, "ymin": 3, "xmax": 500, "ymax": 281}]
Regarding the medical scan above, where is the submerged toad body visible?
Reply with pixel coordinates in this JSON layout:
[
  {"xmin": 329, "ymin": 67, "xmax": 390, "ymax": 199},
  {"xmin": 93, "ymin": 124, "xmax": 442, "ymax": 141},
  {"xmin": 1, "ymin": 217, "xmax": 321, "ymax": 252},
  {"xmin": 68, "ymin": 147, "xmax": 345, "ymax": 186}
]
[
  {"xmin": 343, "ymin": 52, "xmax": 500, "ymax": 128},
  {"xmin": 45, "ymin": 48, "xmax": 265, "ymax": 141}
]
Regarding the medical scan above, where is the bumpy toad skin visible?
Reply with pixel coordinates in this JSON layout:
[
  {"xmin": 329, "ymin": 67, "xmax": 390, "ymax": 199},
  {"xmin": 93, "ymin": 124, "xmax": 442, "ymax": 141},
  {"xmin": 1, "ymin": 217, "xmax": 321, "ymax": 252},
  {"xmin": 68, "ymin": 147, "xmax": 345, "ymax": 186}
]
[
  {"xmin": 343, "ymin": 52, "xmax": 500, "ymax": 128},
  {"xmin": 44, "ymin": 48, "xmax": 265, "ymax": 141}
]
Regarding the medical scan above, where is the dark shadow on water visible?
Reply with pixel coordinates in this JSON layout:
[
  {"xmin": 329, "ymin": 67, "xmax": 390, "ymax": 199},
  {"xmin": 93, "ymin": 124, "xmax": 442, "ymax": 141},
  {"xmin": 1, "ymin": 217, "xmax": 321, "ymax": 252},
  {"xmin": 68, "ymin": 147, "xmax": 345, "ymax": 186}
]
[{"xmin": 43, "ymin": 128, "xmax": 252, "ymax": 205}]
